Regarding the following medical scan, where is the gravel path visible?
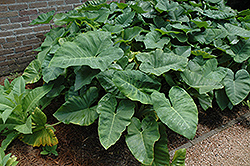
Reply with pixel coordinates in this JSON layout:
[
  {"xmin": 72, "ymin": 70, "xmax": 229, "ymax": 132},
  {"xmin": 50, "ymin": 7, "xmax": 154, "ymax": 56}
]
[{"xmin": 185, "ymin": 117, "xmax": 250, "ymax": 166}]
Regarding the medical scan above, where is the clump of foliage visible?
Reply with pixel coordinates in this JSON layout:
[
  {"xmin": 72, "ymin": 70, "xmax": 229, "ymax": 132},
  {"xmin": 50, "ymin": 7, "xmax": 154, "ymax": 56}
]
[
  {"xmin": 40, "ymin": 145, "xmax": 58, "ymax": 156},
  {"xmin": 2, "ymin": 0, "xmax": 250, "ymax": 165},
  {"xmin": 0, "ymin": 147, "xmax": 18, "ymax": 166},
  {"xmin": 0, "ymin": 77, "xmax": 58, "ymax": 151}
]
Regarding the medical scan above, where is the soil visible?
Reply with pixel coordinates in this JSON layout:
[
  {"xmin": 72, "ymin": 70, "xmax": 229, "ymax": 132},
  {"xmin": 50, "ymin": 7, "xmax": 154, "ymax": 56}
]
[{"xmin": 0, "ymin": 75, "xmax": 249, "ymax": 166}]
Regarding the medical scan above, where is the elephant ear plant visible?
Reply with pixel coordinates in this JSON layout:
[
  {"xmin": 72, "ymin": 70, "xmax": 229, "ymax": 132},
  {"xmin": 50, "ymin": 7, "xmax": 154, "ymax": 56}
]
[{"xmin": 4, "ymin": 0, "xmax": 250, "ymax": 165}]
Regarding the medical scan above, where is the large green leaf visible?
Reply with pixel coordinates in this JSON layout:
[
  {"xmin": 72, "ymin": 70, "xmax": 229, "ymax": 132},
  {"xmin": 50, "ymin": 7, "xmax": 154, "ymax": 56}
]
[
  {"xmin": 151, "ymin": 87, "xmax": 198, "ymax": 139},
  {"xmin": 230, "ymin": 39, "xmax": 250, "ymax": 63},
  {"xmin": 155, "ymin": 0, "xmax": 178, "ymax": 13},
  {"xmin": 53, "ymin": 87, "xmax": 99, "ymax": 126},
  {"xmin": 224, "ymin": 23, "xmax": 250, "ymax": 38},
  {"xmin": 215, "ymin": 89, "xmax": 232, "ymax": 110},
  {"xmin": 223, "ymin": 69, "xmax": 250, "ymax": 105},
  {"xmin": 22, "ymin": 59, "xmax": 42, "ymax": 84},
  {"xmin": 50, "ymin": 31, "xmax": 123, "ymax": 71},
  {"xmin": 22, "ymin": 85, "xmax": 52, "ymax": 113},
  {"xmin": 202, "ymin": 9, "xmax": 236, "ymax": 19},
  {"xmin": 126, "ymin": 117, "xmax": 160, "ymax": 165},
  {"xmin": 173, "ymin": 46, "xmax": 191, "ymax": 58},
  {"xmin": 96, "ymin": 70, "xmax": 119, "ymax": 94},
  {"xmin": 113, "ymin": 70, "xmax": 161, "ymax": 104},
  {"xmin": 123, "ymin": 26, "xmax": 143, "ymax": 41},
  {"xmin": 20, "ymin": 126, "xmax": 58, "ymax": 147},
  {"xmin": 30, "ymin": 10, "xmax": 55, "ymax": 25},
  {"xmin": 115, "ymin": 11, "xmax": 135, "ymax": 28},
  {"xmin": 151, "ymin": 123, "xmax": 170, "ymax": 166},
  {"xmin": 181, "ymin": 59, "xmax": 227, "ymax": 94},
  {"xmin": 97, "ymin": 94, "xmax": 135, "ymax": 149},
  {"xmin": 143, "ymin": 31, "xmax": 170, "ymax": 49},
  {"xmin": 42, "ymin": 54, "xmax": 64, "ymax": 83},
  {"xmin": 136, "ymin": 49, "xmax": 188, "ymax": 76},
  {"xmin": 74, "ymin": 66, "xmax": 100, "ymax": 91}
]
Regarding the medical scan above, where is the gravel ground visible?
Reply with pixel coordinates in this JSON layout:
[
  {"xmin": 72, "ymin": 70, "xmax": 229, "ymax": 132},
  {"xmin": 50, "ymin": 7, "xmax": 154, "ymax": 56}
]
[{"xmin": 185, "ymin": 117, "xmax": 250, "ymax": 166}]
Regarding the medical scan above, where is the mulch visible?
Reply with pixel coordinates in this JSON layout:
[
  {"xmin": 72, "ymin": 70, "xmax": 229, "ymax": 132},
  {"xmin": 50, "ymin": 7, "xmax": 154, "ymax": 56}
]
[{"xmin": 0, "ymin": 75, "xmax": 249, "ymax": 166}]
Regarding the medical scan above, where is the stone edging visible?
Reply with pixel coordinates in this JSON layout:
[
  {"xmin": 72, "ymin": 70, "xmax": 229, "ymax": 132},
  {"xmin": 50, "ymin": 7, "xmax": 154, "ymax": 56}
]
[{"xmin": 169, "ymin": 111, "xmax": 250, "ymax": 157}]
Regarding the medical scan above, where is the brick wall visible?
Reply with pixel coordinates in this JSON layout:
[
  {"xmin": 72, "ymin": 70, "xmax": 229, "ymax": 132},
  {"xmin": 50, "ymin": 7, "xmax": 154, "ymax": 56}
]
[{"xmin": 0, "ymin": 0, "xmax": 123, "ymax": 76}]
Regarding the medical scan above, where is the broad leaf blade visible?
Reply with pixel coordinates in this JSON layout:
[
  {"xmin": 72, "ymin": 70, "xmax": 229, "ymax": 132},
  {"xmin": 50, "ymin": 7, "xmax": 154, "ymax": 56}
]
[
  {"xmin": 136, "ymin": 49, "xmax": 188, "ymax": 76},
  {"xmin": 23, "ymin": 85, "xmax": 52, "ymax": 113},
  {"xmin": 53, "ymin": 87, "xmax": 99, "ymax": 126},
  {"xmin": 50, "ymin": 31, "xmax": 124, "ymax": 71},
  {"xmin": 113, "ymin": 70, "xmax": 161, "ymax": 104},
  {"xmin": 223, "ymin": 69, "xmax": 250, "ymax": 105},
  {"xmin": 126, "ymin": 117, "xmax": 160, "ymax": 165},
  {"xmin": 151, "ymin": 87, "xmax": 198, "ymax": 139},
  {"xmin": 97, "ymin": 94, "xmax": 135, "ymax": 149}
]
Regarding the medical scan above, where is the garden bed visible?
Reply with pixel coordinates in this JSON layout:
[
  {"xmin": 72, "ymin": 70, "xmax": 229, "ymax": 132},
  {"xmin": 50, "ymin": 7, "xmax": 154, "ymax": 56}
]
[{"xmin": 1, "ymin": 74, "xmax": 249, "ymax": 166}]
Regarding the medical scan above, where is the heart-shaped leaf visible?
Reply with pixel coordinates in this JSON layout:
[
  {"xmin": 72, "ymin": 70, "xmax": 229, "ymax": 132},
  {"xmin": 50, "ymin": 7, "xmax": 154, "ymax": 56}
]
[
  {"xmin": 230, "ymin": 39, "xmax": 250, "ymax": 63},
  {"xmin": 53, "ymin": 87, "xmax": 99, "ymax": 126},
  {"xmin": 143, "ymin": 31, "xmax": 170, "ymax": 49},
  {"xmin": 113, "ymin": 70, "xmax": 161, "ymax": 104},
  {"xmin": 151, "ymin": 86, "xmax": 198, "ymax": 139},
  {"xmin": 126, "ymin": 117, "xmax": 160, "ymax": 165},
  {"xmin": 136, "ymin": 49, "xmax": 188, "ymax": 76},
  {"xmin": 50, "ymin": 31, "xmax": 124, "ymax": 71},
  {"xmin": 223, "ymin": 69, "xmax": 250, "ymax": 105},
  {"xmin": 97, "ymin": 93, "xmax": 135, "ymax": 149}
]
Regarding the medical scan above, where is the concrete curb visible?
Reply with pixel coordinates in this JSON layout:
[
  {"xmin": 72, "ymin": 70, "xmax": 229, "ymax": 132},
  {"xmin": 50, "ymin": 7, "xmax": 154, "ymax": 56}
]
[{"xmin": 169, "ymin": 111, "xmax": 250, "ymax": 157}]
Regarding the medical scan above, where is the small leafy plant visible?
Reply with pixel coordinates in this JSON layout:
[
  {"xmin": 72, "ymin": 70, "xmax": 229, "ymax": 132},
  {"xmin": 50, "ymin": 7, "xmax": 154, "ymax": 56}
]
[
  {"xmin": 0, "ymin": 148, "xmax": 18, "ymax": 166},
  {"xmin": 40, "ymin": 145, "xmax": 58, "ymax": 156},
  {"xmin": 0, "ymin": 76, "xmax": 58, "ymax": 151},
  {"xmin": 10, "ymin": 0, "xmax": 250, "ymax": 165}
]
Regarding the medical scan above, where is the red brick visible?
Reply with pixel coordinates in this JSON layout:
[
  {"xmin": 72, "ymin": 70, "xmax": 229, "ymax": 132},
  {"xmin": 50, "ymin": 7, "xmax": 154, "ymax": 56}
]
[
  {"xmin": 0, "ymin": 0, "xmax": 15, "ymax": 4},
  {"xmin": 19, "ymin": 9, "xmax": 38, "ymax": 16},
  {"xmin": 0, "ymin": 18, "xmax": 9, "ymax": 24},
  {"xmin": 0, "ymin": 66, "xmax": 10, "ymax": 75},
  {"xmin": 16, "ymin": 0, "xmax": 35, "ymax": 3},
  {"xmin": 6, "ymin": 37, "xmax": 16, "ymax": 42},
  {"xmin": 29, "ymin": 15, "xmax": 38, "ymax": 21},
  {"xmin": 0, "ymin": 45, "xmax": 2, "ymax": 49},
  {"xmin": 14, "ymin": 28, "xmax": 33, "ymax": 35},
  {"xmin": 6, "ymin": 52, "xmax": 24, "ymax": 60},
  {"xmin": 0, "ymin": 6, "xmax": 8, "ymax": 12},
  {"xmin": 3, "ymin": 42, "xmax": 21, "ymax": 49},
  {"xmin": 0, "ymin": 11, "xmax": 18, "ymax": 18},
  {"xmin": 0, "ymin": 48, "xmax": 14, "ymax": 56},
  {"xmin": 0, "ymin": 38, "xmax": 5, "ymax": 44},
  {"xmin": 15, "ymin": 45, "xmax": 33, "ymax": 53},
  {"xmin": 65, "ymin": 0, "xmax": 80, "ymax": 4},
  {"xmin": 48, "ymin": 1, "xmax": 64, "ymax": 6},
  {"xmin": 26, "ymin": 34, "xmax": 36, "ymax": 39},
  {"xmin": 18, "ymin": 55, "xmax": 35, "ymax": 64},
  {"xmin": 0, "ymin": 31, "xmax": 13, "ymax": 37},
  {"xmin": 9, "ymin": 62, "xmax": 30, "ymax": 73},
  {"xmin": 1, "ymin": 23, "xmax": 21, "ymax": 31},
  {"xmin": 23, "ymin": 38, "xmax": 41, "ymax": 45},
  {"xmin": 24, "ymin": 50, "xmax": 36, "ymax": 56},
  {"xmin": 39, "ymin": 8, "xmax": 56, "ymax": 14},
  {"xmin": 33, "ymin": 25, "xmax": 50, "ymax": 32},
  {"xmin": 10, "ymin": 16, "xmax": 29, "ymax": 23},
  {"xmin": 16, "ymin": 35, "xmax": 26, "ymax": 41},
  {"xmin": 8, "ymin": 4, "xmax": 28, "ymax": 11},
  {"xmin": 57, "ymin": 5, "xmax": 73, "ymax": 12},
  {"xmin": 29, "ymin": 2, "xmax": 48, "ymax": 9},
  {"xmin": 33, "ymin": 44, "xmax": 41, "ymax": 49}
]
